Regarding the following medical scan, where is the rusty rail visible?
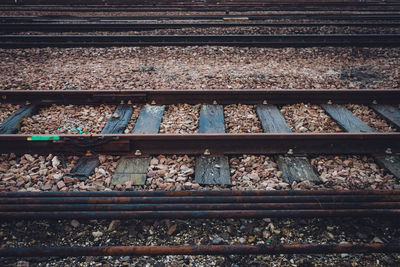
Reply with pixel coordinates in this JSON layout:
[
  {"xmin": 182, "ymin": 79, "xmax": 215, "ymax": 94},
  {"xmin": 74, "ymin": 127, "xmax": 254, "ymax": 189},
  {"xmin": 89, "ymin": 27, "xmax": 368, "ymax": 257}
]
[
  {"xmin": 0, "ymin": 190, "xmax": 399, "ymax": 219},
  {"xmin": 1, "ymin": 189, "xmax": 399, "ymax": 197},
  {"xmin": 1, "ymin": 89, "xmax": 400, "ymax": 105},
  {"xmin": 2, "ymin": 21, "xmax": 399, "ymax": 33},
  {"xmin": 2, "ymin": 34, "xmax": 400, "ymax": 48},
  {"xmin": 2, "ymin": 195, "xmax": 400, "ymax": 204},
  {"xmin": 0, "ymin": 133, "xmax": 398, "ymax": 155},
  {"xmin": 1, "ymin": 202, "xmax": 400, "ymax": 211},
  {"xmin": 2, "ymin": 13, "xmax": 400, "ymax": 22},
  {"xmin": 1, "ymin": 243, "xmax": 400, "ymax": 257}
]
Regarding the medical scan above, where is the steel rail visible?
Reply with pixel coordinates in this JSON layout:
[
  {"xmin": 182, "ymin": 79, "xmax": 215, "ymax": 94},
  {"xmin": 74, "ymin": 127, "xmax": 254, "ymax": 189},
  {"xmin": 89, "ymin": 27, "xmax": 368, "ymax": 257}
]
[
  {"xmin": 1, "ymin": 209, "xmax": 399, "ymax": 219},
  {"xmin": 1, "ymin": 202, "xmax": 400, "ymax": 211},
  {"xmin": 2, "ymin": 195, "xmax": 399, "ymax": 204},
  {"xmin": 2, "ymin": 14, "xmax": 400, "ymax": 22},
  {"xmin": 1, "ymin": 89, "xmax": 400, "ymax": 105},
  {"xmin": 1, "ymin": 6, "xmax": 399, "ymax": 12},
  {"xmin": 2, "ymin": 1, "xmax": 399, "ymax": 7},
  {"xmin": 3, "ymin": 14, "xmax": 400, "ymax": 22},
  {"xmin": 1, "ymin": 21, "xmax": 399, "ymax": 33},
  {"xmin": 0, "ymin": 133, "xmax": 398, "ymax": 155},
  {"xmin": 1, "ymin": 189, "xmax": 398, "ymax": 197},
  {"xmin": 1, "ymin": 190, "xmax": 399, "ymax": 217},
  {"xmin": 1, "ymin": 34, "xmax": 399, "ymax": 48},
  {"xmin": 0, "ymin": 133, "xmax": 399, "ymax": 155},
  {"xmin": 1, "ymin": 243, "xmax": 400, "ymax": 257},
  {"xmin": 1, "ymin": 0, "xmax": 399, "ymax": 10}
]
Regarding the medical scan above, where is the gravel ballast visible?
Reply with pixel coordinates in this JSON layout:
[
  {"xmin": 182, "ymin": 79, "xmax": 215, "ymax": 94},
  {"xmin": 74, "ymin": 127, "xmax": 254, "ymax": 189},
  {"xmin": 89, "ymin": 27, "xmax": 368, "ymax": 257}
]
[
  {"xmin": 1, "ymin": 47, "xmax": 399, "ymax": 91},
  {"xmin": 224, "ymin": 104, "xmax": 263, "ymax": 133},
  {"xmin": 346, "ymin": 104, "xmax": 398, "ymax": 132},
  {"xmin": 280, "ymin": 103, "xmax": 343, "ymax": 133},
  {"xmin": 159, "ymin": 104, "xmax": 200, "ymax": 134},
  {"xmin": 0, "ymin": 217, "xmax": 399, "ymax": 266},
  {"xmin": 19, "ymin": 104, "xmax": 116, "ymax": 134},
  {"xmin": 1, "ymin": 153, "xmax": 397, "ymax": 192},
  {"xmin": 16, "ymin": 25, "xmax": 400, "ymax": 35},
  {"xmin": 0, "ymin": 104, "xmax": 20, "ymax": 124}
]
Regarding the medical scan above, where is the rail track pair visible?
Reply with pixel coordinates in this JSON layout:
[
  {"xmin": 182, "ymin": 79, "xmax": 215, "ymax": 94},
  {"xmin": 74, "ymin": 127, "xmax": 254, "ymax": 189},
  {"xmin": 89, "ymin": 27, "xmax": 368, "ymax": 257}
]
[{"xmin": 1, "ymin": 1, "xmax": 400, "ymax": 258}]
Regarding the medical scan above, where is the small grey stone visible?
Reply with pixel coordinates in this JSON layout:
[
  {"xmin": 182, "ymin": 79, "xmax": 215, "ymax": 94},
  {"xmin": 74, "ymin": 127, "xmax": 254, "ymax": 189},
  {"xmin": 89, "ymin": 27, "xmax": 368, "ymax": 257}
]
[
  {"xmin": 121, "ymin": 256, "xmax": 130, "ymax": 262},
  {"xmin": 70, "ymin": 220, "xmax": 80, "ymax": 228},
  {"xmin": 92, "ymin": 231, "xmax": 103, "ymax": 238},
  {"xmin": 212, "ymin": 237, "xmax": 224, "ymax": 245},
  {"xmin": 108, "ymin": 220, "xmax": 120, "ymax": 232},
  {"xmin": 98, "ymin": 168, "xmax": 107, "ymax": 176}
]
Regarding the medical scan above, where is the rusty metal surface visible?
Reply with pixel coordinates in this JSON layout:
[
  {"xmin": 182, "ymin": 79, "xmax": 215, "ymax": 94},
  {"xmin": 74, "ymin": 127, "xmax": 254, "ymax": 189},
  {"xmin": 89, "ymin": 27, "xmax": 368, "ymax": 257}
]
[
  {"xmin": 0, "ymin": 189, "xmax": 399, "ymax": 197},
  {"xmin": 0, "ymin": 133, "xmax": 398, "ymax": 155},
  {"xmin": 1, "ymin": 242, "xmax": 400, "ymax": 257},
  {"xmin": 1, "ymin": 209, "xmax": 400, "ymax": 219},
  {"xmin": 2, "ymin": 21, "xmax": 400, "ymax": 33},
  {"xmin": 1, "ymin": 89, "xmax": 400, "ymax": 105},
  {"xmin": 0, "ymin": 190, "xmax": 398, "ymax": 218},
  {"xmin": 4, "ymin": 34, "xmax": 399, "ymax": 48},
  {"xmin": 2, "ymin": 195, "xmax": 400, "ymax": 204},
  {"xmin": 1, "ymin": 202, "xmax": 399, "ymax": 211}
]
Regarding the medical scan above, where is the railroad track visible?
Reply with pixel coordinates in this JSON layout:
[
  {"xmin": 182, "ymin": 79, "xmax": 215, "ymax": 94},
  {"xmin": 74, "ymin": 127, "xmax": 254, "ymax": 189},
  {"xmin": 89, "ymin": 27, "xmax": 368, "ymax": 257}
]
[
  {"xmin": 0, "ymin": 89, "xmax": 399, "ymax": 181},
  {"xmin": 0, "ymin": 90, "xmax": 400, "ymax": 258},
  {"xmin": 1, "ymin": 4, "xmax": 400, "ymax": 260},
  {"xmin": 2, "ymin": 11, "xmax": 399, "ymax": 47}
]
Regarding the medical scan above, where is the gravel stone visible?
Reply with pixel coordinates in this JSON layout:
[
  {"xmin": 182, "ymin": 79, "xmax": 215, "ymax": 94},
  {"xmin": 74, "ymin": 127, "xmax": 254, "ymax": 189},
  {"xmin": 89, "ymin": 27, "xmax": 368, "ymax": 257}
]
[
  {"xmin": 0, "ymin": 217, "xmax": 398, "ymax": 266},
  {"xmin": 280, "ymin": 103, "xmax": 342, "ymax": 132},
  {"xmin": 224, "ymin": 104, "xmax": 262, "ymax": 133},
  {"xmin": 1, "ymin": 47, "xmax": 398, "ymax": 90},
  {"xmin": 309, "ymin": 155, "xmax": 397, "ymax": 190},
  {"xmin": 124, "ymin": 104, "xmax": 143, "ymax": 133},
  {"xmin": 0, "ymin": 104, "xmax": 20, "ymax": 124},
  {"xmin": 17, "ymin": 25, "xmax": 400, "ymax": 35},
  {"xmin": 159, "ymin": 104, "xmax": 200, "ymax": 134},
  {"xmin": 346, "ymin": 104, "xmax": 397, "ymax": 132},
  {"xmin": 19, "ymin": 104, "xmax": 115, "ymax": 134}
]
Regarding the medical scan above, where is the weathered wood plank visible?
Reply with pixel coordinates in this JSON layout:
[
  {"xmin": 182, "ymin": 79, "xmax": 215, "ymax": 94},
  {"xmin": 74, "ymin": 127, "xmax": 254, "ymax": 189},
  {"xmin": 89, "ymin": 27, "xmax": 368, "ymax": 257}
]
[
  {"xmin": 322, "ymin": 104, "xmax": 374, "ymax": 133},
  {"xmin": 256, "ymin": 104, "xmax": 291, "ymax": 133},
  {"xmin": 74, "ymin": 106, "xmax": 133, "ymax": 181},
  {"xmin": 133, "ymin": 105, "xmax": 164, "ymax": 134},
  {"xmin": 64, "ymin": 156, "xmax": 100, "ymax": 181},
  {"xmin": 256, "ymin": 105, "xmax": 317, "ymax": 183},
  {"xmin": 0, "ymin": 105, "xmax": 38, "ymax": 134},
  {"xmin": 374, "ymin": 154, "xmax": 400, "ymax": 180},
  {"xmin": 199, "ymin": 105, "xmax": 225, "ymax": 133},
  {"xmin": 112, "ymin": 157, "xmax": 150, "ymax": 185},
  {"xmin": 195, "ymin": 155, "xmax": 231, "ymax": 185},
  {"xmin": 101, "ymin": 105, "xmax": 133, "ymax": 134},
  {"xmin": 276, "ymin": 156, "xmax": 320, "ymax": 184},
  {"xmin": 371, "ymin": 104, "xmax": 400, "ymax": 129},
  {"xmin": 196, "ymin": 105, "xmax": 230, "ymax": 185}
]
